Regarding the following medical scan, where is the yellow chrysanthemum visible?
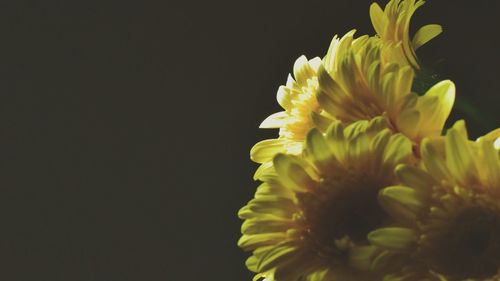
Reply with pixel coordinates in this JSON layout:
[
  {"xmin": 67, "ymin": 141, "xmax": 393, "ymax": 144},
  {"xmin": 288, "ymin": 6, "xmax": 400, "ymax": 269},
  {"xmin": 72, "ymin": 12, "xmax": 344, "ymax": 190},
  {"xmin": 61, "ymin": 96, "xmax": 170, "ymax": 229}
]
[
  {"xmin": 370, "ymin": 0, "xmax": 442, "ymax": 69},
  {"xmin": 369, "ymin": 121, "xmax": 500, "ymax": 280},
  {"xmin": 251, "ymin": 0, "xmax": 447, "ymax": 176},
  {"xmin": 239, "ymin": 117, "xmax": 415, "ymax": 281},
  {"xmin": 250, "ymin": 56, "xmax": 326, "ymax": 176},
  {"xmin": 317, "ymin": 30, "xmax": 455, "ymax": 143}
]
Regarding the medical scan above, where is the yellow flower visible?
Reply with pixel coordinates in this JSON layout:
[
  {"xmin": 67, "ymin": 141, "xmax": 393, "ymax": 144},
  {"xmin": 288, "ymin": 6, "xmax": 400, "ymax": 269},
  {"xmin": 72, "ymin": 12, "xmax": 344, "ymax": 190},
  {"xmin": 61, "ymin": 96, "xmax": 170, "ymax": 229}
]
[
  {"xmin": 370, "ymin": 121, "xmax": 500, "ymax": 280},
  {"xmin": 239, "ymin": 117, "xmax": 414, "ymax": 281},
  {"xmin": 251, "ymin": 0, "xmax": 449, "ymax": 177},
  {"xmin": 318, "ymin": 30, "xmax": 455, "ymax": 143},
  {"xmin": 251, "ymin": 55, "xmax": 333, "ymax": 179},
  {"xmin": 370, "ymin": 0, "xmax": 443, "ymax": 69}
]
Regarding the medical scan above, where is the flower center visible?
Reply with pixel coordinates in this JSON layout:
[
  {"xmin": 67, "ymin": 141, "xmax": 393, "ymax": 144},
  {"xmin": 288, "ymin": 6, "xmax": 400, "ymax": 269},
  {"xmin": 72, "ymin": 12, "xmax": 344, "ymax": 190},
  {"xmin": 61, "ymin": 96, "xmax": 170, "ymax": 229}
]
[
  {"xmin": 429, "ymin": 207, "xmax": 500, "ymax": 279},
  {"xmin": 298, "ymin": 174, "xmax": 387, "ymax": 258}
]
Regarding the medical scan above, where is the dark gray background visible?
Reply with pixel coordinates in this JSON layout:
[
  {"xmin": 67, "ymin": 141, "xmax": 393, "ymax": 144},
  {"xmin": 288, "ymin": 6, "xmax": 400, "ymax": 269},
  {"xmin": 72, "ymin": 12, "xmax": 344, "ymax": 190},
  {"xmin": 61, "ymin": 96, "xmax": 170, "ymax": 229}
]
[{"xmin": 0, "ymin": 0, "xmax": 498, "ymax": 280}]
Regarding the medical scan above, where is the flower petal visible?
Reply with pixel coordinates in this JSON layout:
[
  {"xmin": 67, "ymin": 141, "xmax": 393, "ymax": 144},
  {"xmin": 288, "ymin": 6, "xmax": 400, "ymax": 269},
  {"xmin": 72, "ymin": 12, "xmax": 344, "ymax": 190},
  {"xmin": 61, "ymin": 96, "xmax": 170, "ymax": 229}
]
[
  {"xmin": 368, "ymin": 227, "xmax": 417, "ymax": 251},
  {"xmin": 477, "ymin": 137, "xmax": 500, "ymax": 188},
  {"xmin": 445, "ymin": 120, "xmax": 477, "ymax": 184},
  {"xmin": 253, "ymin": 162, "xmax": 276, "ymax": 181},
  {"xmin": 379, "ymin": 185, "xmax": 426, "ymax": 220},
  {"xmin": 415, "ymin": 80, "xmax": 455, "ymax": 139},
  {"xmin": 412, "ymin": 24, "xmax": 442, "ymax": 50},
  {"xmin": 421, "ymin": 137, "xmax": 449, "ymax": 181},
  {"xmin": 370, "ymin": 3, "xmax": 388, "ymax": 38},
  {"xmin": 257, "ymin": 242, "xmax": 300, "ymax": 272},
  {"xmin": 242, "ymin": 217, "xmax": 292, "ymax": 235},
  {"xmin": 251, "ymin": 139, "xmax": 285, "ymax": 163},
  {"xmin": 259, "ymin": 111, "xmax": 289, "ymax": 128},
  {"xmin": 395, "ymin": 164, "xmax": 436, "ymax": 192},
  {"xmin": 293, "ymin": 55, "xmax": 316, "ymax": 85},
  {"xmin": 238, "ymin": 233, "xmax": 288, "ymax": 251},
  {"xmin": 306, "ymin": 129, "xmax": 336, "ymax": 172},
  {"xmin": 273, "ymin": 154, "xmax": 314, "ymax": 192}
]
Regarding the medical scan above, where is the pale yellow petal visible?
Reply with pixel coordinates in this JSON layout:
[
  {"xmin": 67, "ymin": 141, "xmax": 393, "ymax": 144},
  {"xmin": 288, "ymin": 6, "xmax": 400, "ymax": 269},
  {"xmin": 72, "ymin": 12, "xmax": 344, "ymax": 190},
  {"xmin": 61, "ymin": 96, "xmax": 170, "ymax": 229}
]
[
  {"xmin": 276, "ymin": 84, "xmax": 293, "ymax": 110},
  {"xmin": 259, "ymin": 111, "xmax": 289, "ymax": 128},
  {"xmin": 370, "ymin": 3, "xmax": 388, "ymax": 39},
  {"xmin": 412, "ymin": 24, "xmax": 442, "ymax": 50},
  {"xmin": 326, "ymin": 30, "xmax": 356, "ymax": 74},
  {"xmin": 323, "ymin": 35, "xmax": 339, "ymax": 73},
  {"xmin": 415, "ymin": 80, "xmax": 455, "ymax": 139},
  {"xmin": 293, "ymin": 55, "xmax": 315, "ymax": 85},
  {"xmin": 308, "ymin": 57, "xmax": 322, "ymax": 71}
]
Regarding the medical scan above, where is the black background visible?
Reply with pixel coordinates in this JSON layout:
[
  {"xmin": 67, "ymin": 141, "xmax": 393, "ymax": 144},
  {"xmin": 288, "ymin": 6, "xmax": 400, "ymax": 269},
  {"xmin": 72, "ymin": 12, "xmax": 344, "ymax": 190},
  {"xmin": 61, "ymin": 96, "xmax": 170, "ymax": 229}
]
[{"xmin": 0, "ymin": 1, "xmax": 498, "ymax": 280}]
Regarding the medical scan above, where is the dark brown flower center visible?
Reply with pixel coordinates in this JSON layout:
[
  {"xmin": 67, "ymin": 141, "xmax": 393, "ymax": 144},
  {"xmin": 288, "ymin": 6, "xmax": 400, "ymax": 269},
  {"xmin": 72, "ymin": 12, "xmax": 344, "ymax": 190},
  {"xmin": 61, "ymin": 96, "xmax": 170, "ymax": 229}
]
[
  {"xmin": 298, "ymin": 173, "xmax": 387, "ymax": 258},
  {"xmin": 429, "ymin": 207, "xmax": 500, "ymax": 279}
]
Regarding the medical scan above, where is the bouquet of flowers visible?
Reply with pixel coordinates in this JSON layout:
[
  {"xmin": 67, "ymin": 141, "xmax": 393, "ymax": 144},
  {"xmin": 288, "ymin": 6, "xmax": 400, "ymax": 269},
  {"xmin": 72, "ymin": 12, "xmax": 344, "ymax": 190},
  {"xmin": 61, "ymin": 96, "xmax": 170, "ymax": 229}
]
[{"xmin": 237, "ymin": 0, "xmax": 500, "ymax": 280}]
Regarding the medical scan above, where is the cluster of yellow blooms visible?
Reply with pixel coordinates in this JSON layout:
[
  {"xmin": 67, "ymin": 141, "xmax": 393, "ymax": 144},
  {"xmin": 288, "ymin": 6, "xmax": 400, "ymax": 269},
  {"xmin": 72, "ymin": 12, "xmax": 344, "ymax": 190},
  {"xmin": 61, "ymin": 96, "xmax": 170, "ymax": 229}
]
[{"xmin": 238, "ymin": 0, "xmax": 500, "ymax": 280}]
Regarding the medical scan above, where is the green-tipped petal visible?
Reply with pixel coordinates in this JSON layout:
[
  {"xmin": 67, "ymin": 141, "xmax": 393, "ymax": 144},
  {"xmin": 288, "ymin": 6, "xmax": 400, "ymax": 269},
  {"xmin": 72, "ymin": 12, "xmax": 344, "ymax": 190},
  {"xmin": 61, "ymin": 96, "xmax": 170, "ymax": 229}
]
[
  {"xmin": 273, "ymin": 154, "xmax": 314, "ymax": 192},
  {"xmin": 306, "ymin": 129, "xmax": 337, "ymax": 172},
  {"xmin": 383, "ymin": 134, "xmax": 413, "ymax": 166},
  {"xmin": 257, "ymin": 242, "xmax": 300, "ymax": 272},
  {"xmin": 248, "ymin": 196, "xmax": 297, "ymax": 218},
  {"xmin": 395, "ymin": 164, "xmax": 436, "ymax": 192},
  {"xmin": 238, "ymin": 233, "xmax": 288, "ymax": 251},
  {"xmin": 310, "ymin": 111, "xmax": 333, "ymax": 132},
  {"xmin": 255, "ymin": 181, "xmax": 293, "ymax": 199},
  {"xmin": 242, "ymin": 217, "xmax": 292, "ymax": 235},
  {"xmin": 253, "ymin": 161, "xmax": 276, "ymax": 181},
  {"xmin": 379, "ymin": 185, "xmax": 426, "ymax": 220},
  {"xmin": 368, "ymin": 227, "xmax": 417, "ymax": 251},
  {"xmin": 251, "ymin": 139, "xmax": 285, "ymax": 163},
  {"xmin": 246, "ymin": 255, "xmax": 259, "ymax": 272}
]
